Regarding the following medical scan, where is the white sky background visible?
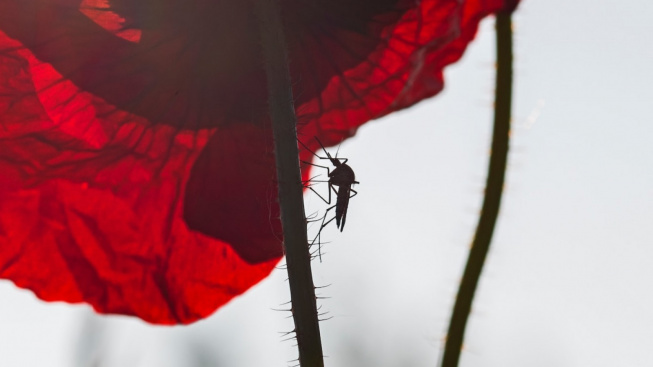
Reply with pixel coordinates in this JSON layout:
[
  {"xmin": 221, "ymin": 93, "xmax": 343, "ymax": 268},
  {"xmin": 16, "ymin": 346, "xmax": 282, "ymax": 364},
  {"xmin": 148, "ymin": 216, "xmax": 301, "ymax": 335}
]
[{"xmin": 1, "ymin": 0, "xmax": 652, "ymax": 366}]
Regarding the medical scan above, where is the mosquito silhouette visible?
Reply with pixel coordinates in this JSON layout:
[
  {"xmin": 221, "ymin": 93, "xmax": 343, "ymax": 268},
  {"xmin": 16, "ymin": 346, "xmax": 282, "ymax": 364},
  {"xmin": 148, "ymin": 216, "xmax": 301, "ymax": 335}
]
[{"xmin": 299, "ymin": 137, "xmax": 359, "ymax": 250}]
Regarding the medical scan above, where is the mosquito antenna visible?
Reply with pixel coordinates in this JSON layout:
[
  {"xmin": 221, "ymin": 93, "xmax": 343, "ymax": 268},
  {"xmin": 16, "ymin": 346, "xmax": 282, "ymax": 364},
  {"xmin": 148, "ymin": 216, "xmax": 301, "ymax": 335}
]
[{"xmin": 335, "ymin": 144, "xmax": 341, "ymax": 159}]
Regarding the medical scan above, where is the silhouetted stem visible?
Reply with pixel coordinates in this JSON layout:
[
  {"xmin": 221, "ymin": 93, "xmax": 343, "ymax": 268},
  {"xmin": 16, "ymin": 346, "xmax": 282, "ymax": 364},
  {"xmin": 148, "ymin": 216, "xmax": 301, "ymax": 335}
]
[
  {"xmin": 253, "ymin": 0, "xmax": 324, "ymax": 366},
  {"xmin": 441, "ymin": 11, "xmax": 513, "ymax": 367}
]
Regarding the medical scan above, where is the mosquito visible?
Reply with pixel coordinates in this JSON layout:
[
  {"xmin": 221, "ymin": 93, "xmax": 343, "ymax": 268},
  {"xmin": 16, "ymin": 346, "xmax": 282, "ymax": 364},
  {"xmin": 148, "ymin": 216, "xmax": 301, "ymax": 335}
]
[{"xmin": 299, "ymin": 137, "xmax": 359, "ymax": 249}]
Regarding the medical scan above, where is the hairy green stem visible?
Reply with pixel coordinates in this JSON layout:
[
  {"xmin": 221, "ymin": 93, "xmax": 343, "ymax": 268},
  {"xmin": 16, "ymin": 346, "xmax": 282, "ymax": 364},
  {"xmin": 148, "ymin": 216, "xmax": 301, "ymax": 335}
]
[
  {"xmin": 253, "ymin": 0, "xmax": 324, "ymax": 366},
  {"xmin": 441, "ymin": 11, "xmax": 514, "ymax": 367}
]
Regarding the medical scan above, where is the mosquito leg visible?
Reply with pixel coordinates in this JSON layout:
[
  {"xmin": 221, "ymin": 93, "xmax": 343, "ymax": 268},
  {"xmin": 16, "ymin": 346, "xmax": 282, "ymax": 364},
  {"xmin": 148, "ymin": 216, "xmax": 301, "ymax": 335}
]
[
  {"xmin": 305, "ymin": 137, "xmax": 349, "ymax": 165},
  {"xmin": 302, "ymin": 174, "xmax": 322, "ymax": 186},
  {"xmin": 299, "ymin": 137, "xmax": 341, "ymax": 167},
  {"xmin": 302, "ymin": 175, "xmax": 330, "ymax": 190},
  {"xmin": 297, "ymin": 138, "xmax": 327, "ymax": 161},
  {"xmin": 300, "ymin": 160, "xmax": 331, "ymax": 173},
  {"xmin": 309, "ymin": 204, "xmax": 336, "ymax": 246},
  {"xmin": 330, "ymin": 184, "xmax": 338, "ymax": 197},
  {"xmin": 311, "ymin": 212, "xmax": 336, "ymax": 262},
  {"xmin": 307, "ymin": 186, "xmax": 331, "ymax": 205},
  {"xmin": 300, "ymin": 160, "xmax": 331, "ymax": 188},
  {"xmin": 349, "ymin": 188, "xmax": 358, "ymax": 198},
  {"xmin": 305, "ymin": 184, "xmax": 338, "ymax": 210},
  {"xmin": 314, "ymin": 137, "xmax": 330, "ymax": 158}
]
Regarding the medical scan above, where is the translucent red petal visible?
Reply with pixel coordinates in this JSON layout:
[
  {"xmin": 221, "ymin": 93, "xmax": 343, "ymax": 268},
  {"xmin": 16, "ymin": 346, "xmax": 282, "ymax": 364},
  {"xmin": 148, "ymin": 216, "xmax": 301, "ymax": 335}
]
[{"xmin": 0, "ymin": 0, "xmax": 518, "ymax": 323}]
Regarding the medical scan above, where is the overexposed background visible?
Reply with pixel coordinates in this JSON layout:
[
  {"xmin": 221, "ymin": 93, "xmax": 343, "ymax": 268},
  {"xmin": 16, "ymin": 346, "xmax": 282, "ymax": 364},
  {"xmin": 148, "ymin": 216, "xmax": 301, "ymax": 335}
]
[{"xmin": 1, "ymin": 0, "xmax": 652, "ymax": 366}]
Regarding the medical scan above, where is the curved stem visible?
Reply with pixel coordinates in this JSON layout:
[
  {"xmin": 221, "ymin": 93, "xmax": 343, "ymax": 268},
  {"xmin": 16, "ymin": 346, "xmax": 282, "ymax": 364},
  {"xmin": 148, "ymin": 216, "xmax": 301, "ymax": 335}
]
[
  {"xmin": 441, "ymin": 11, "xmax": 513, "ymax": 367},
  {"xmin": 253, "ymin": 0, "xmax": 324, "ymax": 366}
]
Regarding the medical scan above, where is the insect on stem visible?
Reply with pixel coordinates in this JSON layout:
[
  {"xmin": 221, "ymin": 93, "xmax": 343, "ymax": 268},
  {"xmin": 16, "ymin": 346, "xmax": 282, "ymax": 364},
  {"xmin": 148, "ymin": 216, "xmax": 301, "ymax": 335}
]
[{"xmin": 299, "ymin": 137, "xmax": 359, "ymax": 259}]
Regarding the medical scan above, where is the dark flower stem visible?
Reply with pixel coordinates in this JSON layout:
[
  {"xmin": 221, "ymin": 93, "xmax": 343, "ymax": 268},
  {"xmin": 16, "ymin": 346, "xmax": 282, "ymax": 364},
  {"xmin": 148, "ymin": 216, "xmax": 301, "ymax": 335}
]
[
  {"xmin": 441, "ymin": 11, "xmax": 513, "ymax": 367},
  {"xmin": 253, "ymin": 0, "xmax": 324, "ymax": 366}
]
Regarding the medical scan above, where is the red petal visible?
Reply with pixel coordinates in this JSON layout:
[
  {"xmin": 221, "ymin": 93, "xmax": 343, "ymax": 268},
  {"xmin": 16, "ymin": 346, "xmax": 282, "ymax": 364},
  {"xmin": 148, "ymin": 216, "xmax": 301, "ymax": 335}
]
[
  {"xmin": 291, "ymin": 0, "xmax": 518, "ymax": 145},
  {"xmin": 0, "ymin": 0, "xmax": 518, "ymax": 323}
]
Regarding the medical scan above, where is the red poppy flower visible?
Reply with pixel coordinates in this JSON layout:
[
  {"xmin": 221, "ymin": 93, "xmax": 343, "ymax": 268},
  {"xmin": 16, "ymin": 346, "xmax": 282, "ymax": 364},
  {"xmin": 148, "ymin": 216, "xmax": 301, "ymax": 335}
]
[{"xmin": 0, "ymin": 0, "xmax": 518, "ymax": 324}]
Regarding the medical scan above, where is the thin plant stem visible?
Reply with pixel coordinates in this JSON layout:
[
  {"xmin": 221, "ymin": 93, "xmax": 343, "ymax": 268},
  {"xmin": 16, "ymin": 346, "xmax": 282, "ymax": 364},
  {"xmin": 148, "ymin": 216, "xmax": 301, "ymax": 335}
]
[
  {"xmin": 441, "ymin": 11, "xmax": 514, "ymax": 367},
  {"xmin": 253, "ymin": 0, "xmax": 324, "ymax": 366}
]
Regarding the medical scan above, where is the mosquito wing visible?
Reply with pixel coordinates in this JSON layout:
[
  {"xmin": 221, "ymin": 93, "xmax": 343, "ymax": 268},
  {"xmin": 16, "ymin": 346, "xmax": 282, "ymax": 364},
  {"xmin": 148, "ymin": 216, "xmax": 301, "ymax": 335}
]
[{"xmin": 335, "ymin": 186, "xmax": 351, "ymax": 232}]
